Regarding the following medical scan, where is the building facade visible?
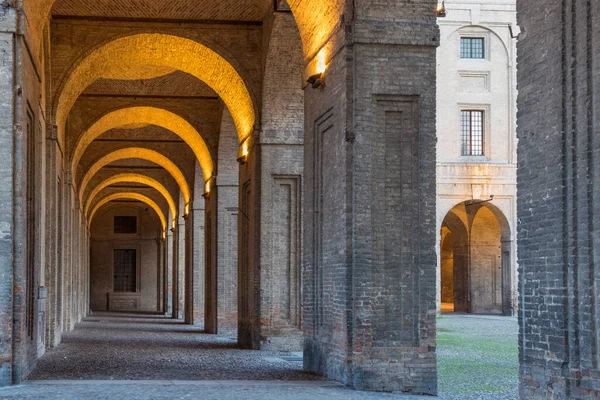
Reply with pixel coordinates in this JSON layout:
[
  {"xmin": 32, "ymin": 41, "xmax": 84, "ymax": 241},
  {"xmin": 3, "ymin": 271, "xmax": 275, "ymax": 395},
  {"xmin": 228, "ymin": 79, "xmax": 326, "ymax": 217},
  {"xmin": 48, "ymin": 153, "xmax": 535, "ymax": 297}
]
[{"xmin": 437, "ymin": 0, "xmax": 518, "ymax": 315}]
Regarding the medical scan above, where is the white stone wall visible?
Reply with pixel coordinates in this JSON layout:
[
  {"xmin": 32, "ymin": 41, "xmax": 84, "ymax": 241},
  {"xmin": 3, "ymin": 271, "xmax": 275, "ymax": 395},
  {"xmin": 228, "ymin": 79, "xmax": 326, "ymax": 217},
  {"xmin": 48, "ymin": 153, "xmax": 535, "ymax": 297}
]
[{"xmin": 436, "ymin": 0, "xmax": 518, "ymax": 312}]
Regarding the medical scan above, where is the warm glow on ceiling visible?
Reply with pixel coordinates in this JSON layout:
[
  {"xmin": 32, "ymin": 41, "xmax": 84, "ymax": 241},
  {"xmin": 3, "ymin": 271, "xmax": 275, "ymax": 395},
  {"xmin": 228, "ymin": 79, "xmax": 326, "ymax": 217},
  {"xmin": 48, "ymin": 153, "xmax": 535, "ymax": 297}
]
[
  {"xmin": 55, "ymin": 34, "xmax": 255, "ymax": 145},
  {"xmin": 88, "ymin": 192, "xmax": 166, "ymax": 230},
  {"xmin": 71, "ymin": 106, "xmax": 213, "ymax": 184},
  {"xmin": 79, "ymin": 147, "xmax": 191, "ymax": 207},
  {"xmin": 287, "ymin": 0, "xmax": 344, "ymax": 61},
  {"xmin": 84, "ymin": 173, "xmax": 177, "ymax": 220},
  {"xmin": 35, "ymin": 1, "xmax": 342, "ymax": 84},
  {"xmin": 101, "ymin": 65, "xmax": 176, "ymax": 80}
]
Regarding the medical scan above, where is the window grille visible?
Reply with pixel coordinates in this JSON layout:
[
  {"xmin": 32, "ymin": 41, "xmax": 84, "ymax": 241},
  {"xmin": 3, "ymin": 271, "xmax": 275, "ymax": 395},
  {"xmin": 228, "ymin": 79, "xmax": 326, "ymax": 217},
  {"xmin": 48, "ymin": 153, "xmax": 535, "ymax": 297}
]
[
  {"xmin": 113, "ymin": 249, "xmax": 136, "ymax": 292},
  {"xmin": 461, "ymin": 110, "xmax": 484, "ymax": 156},
  {"xmin": 460, "ymin": 37, "xmax": 485, "ymax": 59}
]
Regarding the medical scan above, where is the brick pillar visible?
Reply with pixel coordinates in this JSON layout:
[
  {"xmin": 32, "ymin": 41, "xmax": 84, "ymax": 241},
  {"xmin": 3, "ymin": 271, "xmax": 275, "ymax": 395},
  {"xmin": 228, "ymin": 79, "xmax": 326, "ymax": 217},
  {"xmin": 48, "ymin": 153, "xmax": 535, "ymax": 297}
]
[
  {"xmin": 192, "ymin": 165, "xmax": 205, "ymax": 326},
  {"xmin": 177, "ymin": 200, "xmax": 186, "ymax": 320},
  {"xmin": 238, "ymin": 133, "xmax": 259, "ymax": 349},
  {"xmin": 0, "ymin": 9, "xmax": 17, "ymax": 385},
  {"xmin": 517, "ymin": 0, "xmax": 600, "ymax": 398},
  {"xmin": 204, "ymin": 182, "xmax": 218, "ymax": 333},
  {"xmin": 166, "ymin": 220, "xmax": 174, "ymax": 317},
  {"xmin": 216, "ymin": 109, "xmax": 238, "ymax": 335},
  {"xmin": 302, "ymin": 1, "xmax": 439, "ymax": 394},
  {"xmin": 167, "ymin": 213, "xmax": 179, "ymax": 319},
  {"xmin": 184, "ymin": 206, "xmax": 193, "ymax": 324}
]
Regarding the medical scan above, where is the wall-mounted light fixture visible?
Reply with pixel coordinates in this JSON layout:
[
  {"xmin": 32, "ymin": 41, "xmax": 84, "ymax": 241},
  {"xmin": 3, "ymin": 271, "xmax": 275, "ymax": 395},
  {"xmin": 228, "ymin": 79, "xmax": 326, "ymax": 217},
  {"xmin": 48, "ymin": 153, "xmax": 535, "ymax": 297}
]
[
  {"xmin": 437, "ymin": 1, "xmax": 447, "ymax": 17},
  {"xmin": 184, "ymin": 203, "xmax": 191, "ymax": 217},
  {"xmin": 237, "ymin": 139, "xmax": 250, "ymax": 165},
  {"xmin": 307, "ymin": 73, "xmax": 325, "ymax": 89},
  {"xmin": 162, "ymin": 230, "xmax": 166, "ymax": 241},
  {"xmin": 307, "ymin": 50, "xmax": 327, "ymax": 90},
  {"xmin": 466, "ymin": 194, "xmax": 494, "ymax": 207},
  {"xmin": 171, "ymin": 219, "xmax": 176, "ymax": 232}
]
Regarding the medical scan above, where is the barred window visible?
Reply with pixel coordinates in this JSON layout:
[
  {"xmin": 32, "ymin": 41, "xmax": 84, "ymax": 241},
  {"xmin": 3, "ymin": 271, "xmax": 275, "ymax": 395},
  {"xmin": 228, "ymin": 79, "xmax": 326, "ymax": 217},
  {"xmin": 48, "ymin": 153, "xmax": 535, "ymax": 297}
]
[
  {"xmin": 113, "ymin": 249, "xmax": 136, "ymax": 292},
  {"xmin": 460, "ymin": 37, "xmax": 485, "ymax": 59},
  {"xmin": 461, "ymin": 111, "xmax": 484, "ymax": 156}
]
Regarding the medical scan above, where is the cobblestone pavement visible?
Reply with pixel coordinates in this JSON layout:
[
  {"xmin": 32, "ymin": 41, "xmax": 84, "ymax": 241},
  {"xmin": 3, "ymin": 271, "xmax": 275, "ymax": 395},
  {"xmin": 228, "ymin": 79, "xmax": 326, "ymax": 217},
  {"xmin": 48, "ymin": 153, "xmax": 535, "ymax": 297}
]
[
  {"xmin": 3, "ymin": 313, "xmax": 517, "ymax": 399},
  {"xmin": 29, "ymin": 313, "xmax": 321, "ymax": 381}
]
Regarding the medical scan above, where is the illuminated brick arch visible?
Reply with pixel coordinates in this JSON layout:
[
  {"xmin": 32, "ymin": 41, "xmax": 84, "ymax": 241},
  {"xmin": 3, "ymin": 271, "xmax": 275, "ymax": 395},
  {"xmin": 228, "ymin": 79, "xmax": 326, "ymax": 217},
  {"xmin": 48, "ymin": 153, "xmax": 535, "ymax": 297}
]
[
  {"xmin": 34, "ymin": 1, "xmax": 342, "ymax": 61},
  {"xmin": 55, "ymin": 34, "xmax": 256, "ymax": 145},
  {"xmin": 79, "ymin": 147, "xmax": 191, "ymax": 207},
  {"xmin": 71, "ymin": 107, "xmax": 213, "ymax": 186},
  {"xmin": 88, "ymin": 192, "xmax": 167, "ymax": 232},
  {"xmin": 84, "ymin": 173, "xmax": 177, "ymax": 221}
]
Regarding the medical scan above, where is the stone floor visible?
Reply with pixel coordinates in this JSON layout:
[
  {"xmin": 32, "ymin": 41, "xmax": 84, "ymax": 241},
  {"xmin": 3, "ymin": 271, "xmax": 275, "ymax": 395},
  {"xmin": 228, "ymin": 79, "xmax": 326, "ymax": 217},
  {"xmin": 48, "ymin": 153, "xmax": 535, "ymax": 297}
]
[
  {"xmin": 0, "ymin": 313, "xmax": 518, "ymax": 399},
  {"xmin": 28, "ymin": 313, "xmax": 320, "ymax": 381}
]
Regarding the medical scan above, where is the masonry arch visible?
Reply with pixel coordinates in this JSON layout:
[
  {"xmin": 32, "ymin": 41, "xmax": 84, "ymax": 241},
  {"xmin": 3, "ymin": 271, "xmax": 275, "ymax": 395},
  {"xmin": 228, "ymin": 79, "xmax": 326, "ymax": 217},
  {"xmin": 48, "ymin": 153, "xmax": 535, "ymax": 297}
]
[
  {"xmin": 440, "ymin": 201, "xmax": 513, "ymax": 315},
  {"xmin": 79, "ymin": 148, "xmax": 191, "ymax": 207},
  {"xmin": 84, "ymin": 173, "xmax": 177, "ymax": 221},
  {"xmin": 71, "ymin": 106, "xmax": 213, "ymax": 188},
  {"xmin": 54, "ymin": 34, "xmax": 256, "ymax": 145},
  {"xmin": 89, "ymin": 192, "xmax": 167, "ymax": 232},
  {"xmin": 32, "ymin": 1, "xmax": 343, "ymax": 67}
]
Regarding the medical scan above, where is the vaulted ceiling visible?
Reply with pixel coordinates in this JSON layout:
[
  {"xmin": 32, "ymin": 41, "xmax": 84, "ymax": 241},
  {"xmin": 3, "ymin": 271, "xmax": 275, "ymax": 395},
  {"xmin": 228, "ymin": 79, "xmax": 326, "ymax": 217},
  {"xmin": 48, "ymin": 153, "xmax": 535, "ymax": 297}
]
[{"xmin": 51, "ymin": 0, "xmax": 272, "ymax": 21}]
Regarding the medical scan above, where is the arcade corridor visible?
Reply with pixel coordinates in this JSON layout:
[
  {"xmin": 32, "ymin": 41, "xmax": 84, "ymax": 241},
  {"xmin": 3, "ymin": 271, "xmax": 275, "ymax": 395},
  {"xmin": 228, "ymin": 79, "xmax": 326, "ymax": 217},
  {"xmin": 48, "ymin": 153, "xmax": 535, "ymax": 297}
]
[{"xmin": 28, "ymin": 313, "xmax": 318, "ymax": 381}]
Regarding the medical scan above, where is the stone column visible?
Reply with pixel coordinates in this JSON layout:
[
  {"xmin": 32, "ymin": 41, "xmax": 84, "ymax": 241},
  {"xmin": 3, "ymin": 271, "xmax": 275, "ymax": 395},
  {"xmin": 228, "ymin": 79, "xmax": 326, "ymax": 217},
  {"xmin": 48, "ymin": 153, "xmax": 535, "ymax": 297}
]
[
  {"xmin": 301, "ymin": 1, "xmax": 439, "ymax": 394},
  {"xmin": 517, "ymin": 0, "xmax": 600, "ymax": 397}
]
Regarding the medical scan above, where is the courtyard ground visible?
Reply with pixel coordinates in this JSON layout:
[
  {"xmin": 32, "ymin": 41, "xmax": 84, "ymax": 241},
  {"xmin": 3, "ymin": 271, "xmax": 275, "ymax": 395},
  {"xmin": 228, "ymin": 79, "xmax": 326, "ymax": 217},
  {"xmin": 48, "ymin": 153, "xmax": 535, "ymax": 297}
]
[{"xmin": 0, "ymin": 313, "xmax": 518, "ymax": 399}]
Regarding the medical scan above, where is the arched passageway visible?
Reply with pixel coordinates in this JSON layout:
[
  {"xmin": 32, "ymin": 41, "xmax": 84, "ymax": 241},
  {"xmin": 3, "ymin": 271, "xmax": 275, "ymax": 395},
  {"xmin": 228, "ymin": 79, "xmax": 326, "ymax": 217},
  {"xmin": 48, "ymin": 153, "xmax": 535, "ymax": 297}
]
[
  {"xmin": 440, "ymin": 201, "xmax": 513, "ymax": 315},
  {"xmin": 2, "ymin": 0, "xmax": 441, "ymax": 395}
]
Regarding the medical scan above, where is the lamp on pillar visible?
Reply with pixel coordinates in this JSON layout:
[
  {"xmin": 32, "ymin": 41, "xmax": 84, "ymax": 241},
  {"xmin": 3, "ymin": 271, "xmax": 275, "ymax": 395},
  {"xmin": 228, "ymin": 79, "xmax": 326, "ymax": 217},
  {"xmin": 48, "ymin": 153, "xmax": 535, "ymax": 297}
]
[
  {"xmin": 171, "ymin": 219, "xmax": 176, "ymax": 232},
  {"xmin": 437, "ymin": 1, "xmax": 447, "ymax": 17},
  {"xmin": 162, "ymin": 230, "xmax": 166, "ymax": 241},
  {"xmin": 307, "ymin": 50, "xmax": 328, "ymax": 90},
  {"xmin": 237, "ymin": 139, "xmax": 250, "ymax": 165},
  {"xmin": 184, "ymin": 203, "xmax": 191, "ymax": 217}
]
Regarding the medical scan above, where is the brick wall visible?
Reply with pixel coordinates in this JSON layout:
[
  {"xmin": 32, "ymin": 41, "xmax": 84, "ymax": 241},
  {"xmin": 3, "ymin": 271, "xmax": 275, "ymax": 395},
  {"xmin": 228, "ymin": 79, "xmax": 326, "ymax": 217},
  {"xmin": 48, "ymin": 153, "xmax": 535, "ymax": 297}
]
[
  {"xmin": 517, "ymin": 0, "xmax": 600, "ymax": 397},
  {"xmin": 303, "ymin": 0, "xmax": 439, "ymax": 393}
]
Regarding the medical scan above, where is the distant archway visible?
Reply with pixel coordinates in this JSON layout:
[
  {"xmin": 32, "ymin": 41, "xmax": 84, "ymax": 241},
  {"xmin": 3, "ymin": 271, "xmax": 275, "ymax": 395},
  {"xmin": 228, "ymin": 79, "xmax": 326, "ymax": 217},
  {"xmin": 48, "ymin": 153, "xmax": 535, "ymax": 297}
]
[
  {"xmin": 84, "ymin": 173, "xmax": 177, "ymax": 221},
  {"xmin": 440, "ymin": 201, "xmax": 513, "ymax": 315},
  {"xmin": 79, "ymin": 148, "xmax": 191, "ymax": 207},
  {"xmin": 71, "ymin": 107, "xmax": 213, "ymax": 186},
  {"xmin": 89, "ymin": 192, "xmax": 167, "ymax": 232}
]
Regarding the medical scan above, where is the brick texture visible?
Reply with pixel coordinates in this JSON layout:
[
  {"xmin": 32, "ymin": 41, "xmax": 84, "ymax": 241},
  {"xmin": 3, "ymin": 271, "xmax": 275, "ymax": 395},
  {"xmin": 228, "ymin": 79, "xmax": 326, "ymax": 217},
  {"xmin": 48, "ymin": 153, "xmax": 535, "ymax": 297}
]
[{"xmin": 517, "ymin": 0, "xmax": 600, "ymax": 398}]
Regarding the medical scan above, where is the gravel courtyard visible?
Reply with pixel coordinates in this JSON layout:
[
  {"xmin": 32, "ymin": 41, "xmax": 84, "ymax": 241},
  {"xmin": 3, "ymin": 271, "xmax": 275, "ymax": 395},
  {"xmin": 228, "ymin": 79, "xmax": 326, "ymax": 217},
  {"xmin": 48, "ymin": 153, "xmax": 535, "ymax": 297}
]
[{"xmin": 0, "ymin": 313, "xmax": 518, "ymax": 399}]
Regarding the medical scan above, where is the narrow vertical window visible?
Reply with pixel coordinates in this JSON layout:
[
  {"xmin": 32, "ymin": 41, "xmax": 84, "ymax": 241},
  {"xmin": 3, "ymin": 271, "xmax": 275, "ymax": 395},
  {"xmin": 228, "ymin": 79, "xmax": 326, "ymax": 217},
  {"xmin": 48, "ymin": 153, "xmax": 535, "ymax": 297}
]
[
  {"xmin": 461, "ymin": 110, "xmax": 484, "ymax": 156},
  {"xmin": 460, "ymin": 37, "xmax": 485, "ymax": 59}
]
